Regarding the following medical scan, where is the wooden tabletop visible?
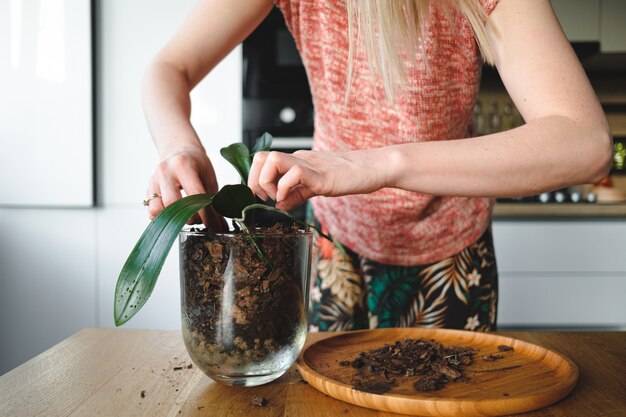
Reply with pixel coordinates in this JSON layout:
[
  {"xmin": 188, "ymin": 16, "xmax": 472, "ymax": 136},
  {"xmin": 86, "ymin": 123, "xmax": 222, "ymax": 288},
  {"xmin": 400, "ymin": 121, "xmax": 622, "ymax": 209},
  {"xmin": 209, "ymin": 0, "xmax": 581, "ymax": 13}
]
[{"xmin": 1, "ymin": 329, "xmax": 625, "ymax": 417}]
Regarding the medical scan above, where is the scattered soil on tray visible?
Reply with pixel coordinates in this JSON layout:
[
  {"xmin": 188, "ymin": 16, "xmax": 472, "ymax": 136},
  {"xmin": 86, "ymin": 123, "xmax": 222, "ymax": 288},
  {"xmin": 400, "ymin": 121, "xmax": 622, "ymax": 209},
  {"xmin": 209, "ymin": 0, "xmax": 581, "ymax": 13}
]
[
  {"xmin": 339, "ymin": 338, "xmax": 517, "ymax": 394},
  {"xmin": 482, "ymin": 353, "xmax": 504, "ymax": 362}
]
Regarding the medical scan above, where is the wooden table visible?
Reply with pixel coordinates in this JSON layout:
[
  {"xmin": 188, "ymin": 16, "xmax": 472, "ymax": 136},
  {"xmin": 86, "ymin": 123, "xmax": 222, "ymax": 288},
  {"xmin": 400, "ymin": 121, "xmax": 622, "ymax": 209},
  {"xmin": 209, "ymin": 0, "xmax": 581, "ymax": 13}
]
[{"xmin": 1, "ymin": 329, "xmax": 625, "ymax": 416}]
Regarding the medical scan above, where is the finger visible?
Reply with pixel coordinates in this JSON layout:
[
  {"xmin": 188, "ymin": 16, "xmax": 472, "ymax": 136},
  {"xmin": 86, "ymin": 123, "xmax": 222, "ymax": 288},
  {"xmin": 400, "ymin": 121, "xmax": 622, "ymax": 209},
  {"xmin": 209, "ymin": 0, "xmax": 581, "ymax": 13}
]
[
  {"xmin": 258, "ymin": 151, "xmax": 292, "ymax": 201},
  {"xmin": 248, "ymin": 151, "xmax": 270, "ymax": 201},
  {"xmin": 292, "ymin": 149, "xmax": 309, "ymax": 156},
  {"xmin": 147, "ymin": 195, "xmax": 164, "ymax": 220},
  {"xmin": 160, "ymin": 179, "xmax": 183, "ymax": 208},
  {"xmin": 178, "ymin": 171, "xmax": 210, "ymax": 226},
  {"xmin": 178, "ymin": 170, "xmax": 228, "ymax": 231},
  {"xmin": 276, "ymin": 185, "xmax": 316, "ymax": 211},
  {"xmin": 276, "ymin": 165, "xmax": 316, "ymax": 210},
  {"xmin": 146, "ymin": 178, "xmax": 164, "ymax": 220},
  {"xmin": 276, "ymin": 165, "xmax": 305, "ymax": 203}
]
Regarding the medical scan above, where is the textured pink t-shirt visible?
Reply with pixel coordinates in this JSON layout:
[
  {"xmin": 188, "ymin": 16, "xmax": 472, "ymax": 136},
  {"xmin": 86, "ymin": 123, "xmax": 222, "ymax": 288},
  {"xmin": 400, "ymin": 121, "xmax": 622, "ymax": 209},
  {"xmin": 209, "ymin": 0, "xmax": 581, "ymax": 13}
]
[{"xmin": 276, "ymin": 0, "xmax": 498, "ymax": 266}]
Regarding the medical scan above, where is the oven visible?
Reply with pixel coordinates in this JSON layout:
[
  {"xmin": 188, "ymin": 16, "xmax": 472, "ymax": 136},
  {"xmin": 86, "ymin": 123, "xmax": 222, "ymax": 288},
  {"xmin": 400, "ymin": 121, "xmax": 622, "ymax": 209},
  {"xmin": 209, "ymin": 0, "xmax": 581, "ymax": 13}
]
[{"xmin": 242, "ymin": 8, "xmax": 314, "ymax": 153}]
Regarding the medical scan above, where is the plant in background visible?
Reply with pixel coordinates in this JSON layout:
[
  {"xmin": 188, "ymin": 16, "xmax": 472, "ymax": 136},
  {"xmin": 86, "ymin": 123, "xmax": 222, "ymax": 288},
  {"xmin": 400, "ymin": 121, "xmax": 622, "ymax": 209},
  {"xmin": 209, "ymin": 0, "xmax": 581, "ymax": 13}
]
[{"xmin": 114, "ymin": 133, "xmax": 336, "ymax": 327}]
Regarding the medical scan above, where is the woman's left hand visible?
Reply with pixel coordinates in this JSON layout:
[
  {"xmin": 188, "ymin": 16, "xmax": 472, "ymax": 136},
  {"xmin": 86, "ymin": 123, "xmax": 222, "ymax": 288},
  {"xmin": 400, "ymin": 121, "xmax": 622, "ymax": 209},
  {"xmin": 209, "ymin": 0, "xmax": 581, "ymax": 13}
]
[{"xmin": 247, "ymin": 149, "xmax": 390, "ymax": 211}]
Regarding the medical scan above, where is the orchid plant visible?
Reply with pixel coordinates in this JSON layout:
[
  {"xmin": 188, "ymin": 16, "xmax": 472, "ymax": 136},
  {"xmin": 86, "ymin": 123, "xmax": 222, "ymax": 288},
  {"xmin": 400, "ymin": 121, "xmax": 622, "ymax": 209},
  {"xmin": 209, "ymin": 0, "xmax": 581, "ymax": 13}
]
[{"xmin": 114, "ymin": 133, "xmax": 336, "ymax": 326}]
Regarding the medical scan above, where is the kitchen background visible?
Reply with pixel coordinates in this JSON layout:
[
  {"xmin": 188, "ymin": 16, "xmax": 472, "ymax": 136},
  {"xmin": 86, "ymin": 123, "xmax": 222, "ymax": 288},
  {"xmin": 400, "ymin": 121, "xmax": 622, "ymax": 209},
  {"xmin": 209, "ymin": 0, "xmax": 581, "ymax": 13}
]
[{"xmin": 0, "ymin": 0, "xmax": 625, "ymax": 376}]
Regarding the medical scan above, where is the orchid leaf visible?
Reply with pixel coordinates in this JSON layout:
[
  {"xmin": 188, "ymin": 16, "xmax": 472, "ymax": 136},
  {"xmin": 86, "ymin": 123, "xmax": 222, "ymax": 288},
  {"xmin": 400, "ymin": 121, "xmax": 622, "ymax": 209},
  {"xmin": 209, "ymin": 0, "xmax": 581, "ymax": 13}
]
[
  {"xmin": 220, "ymin": 133, "xmax": 273, "ymax": 184},
  {"xmin": 212, "ymin": 184, "xmax": 256, "ymax": 219},
  {"xmin": 237, "ymin": 204, "xmax": 343, "ymax": 253},
  {"xmin": 114, "ymin": 193, "xmax": 214, "ymax": 326},
  {"xmin": 251, "ymin": 132, "xmax": 273, "ymax": 155},
  {"xmin": 220, "ymin": 143, "xmax": 251, "ymax": 184},
  {"xmin": 238, "ymin": 203, "xmax": 294, "ymax": 227}
]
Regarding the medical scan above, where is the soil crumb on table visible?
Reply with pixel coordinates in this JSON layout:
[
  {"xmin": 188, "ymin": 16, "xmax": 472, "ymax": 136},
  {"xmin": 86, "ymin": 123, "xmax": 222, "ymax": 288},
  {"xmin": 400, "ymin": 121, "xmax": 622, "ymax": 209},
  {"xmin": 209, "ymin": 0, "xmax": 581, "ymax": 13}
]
[{"xmin": 251, "ymin": 396, "xmax": 268, "ymax": 407}]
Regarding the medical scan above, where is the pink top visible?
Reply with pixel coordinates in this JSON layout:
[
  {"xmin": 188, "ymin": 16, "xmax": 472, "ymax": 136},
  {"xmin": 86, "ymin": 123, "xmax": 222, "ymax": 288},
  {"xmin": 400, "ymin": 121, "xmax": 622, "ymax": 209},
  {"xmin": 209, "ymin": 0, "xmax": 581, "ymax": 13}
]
[{"xmin": 276, "ymin": 0, "xmax": 498, "ymax": 265}]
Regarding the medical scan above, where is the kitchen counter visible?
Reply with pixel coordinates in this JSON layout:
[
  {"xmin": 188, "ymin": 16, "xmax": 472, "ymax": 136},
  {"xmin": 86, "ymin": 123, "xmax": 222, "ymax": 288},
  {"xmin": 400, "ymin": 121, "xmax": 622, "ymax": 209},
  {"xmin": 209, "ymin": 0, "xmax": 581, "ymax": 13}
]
[
  {"xmin": 493, "ymin": 202, "xmax": 626, "ymax": 218},
  {"xmin": 1, "ymin": 329, "xmax": 625, "ymax": 416},
  {"xmin": 493, "ymin": 178, "xmax": 626, "ymax": 218}
]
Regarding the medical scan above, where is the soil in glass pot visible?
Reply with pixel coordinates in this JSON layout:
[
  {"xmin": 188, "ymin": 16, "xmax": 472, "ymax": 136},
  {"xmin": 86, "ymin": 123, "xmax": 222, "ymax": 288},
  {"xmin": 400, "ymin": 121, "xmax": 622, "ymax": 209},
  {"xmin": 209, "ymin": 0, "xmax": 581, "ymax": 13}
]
[{"xmin": 179, "ymin": 225, "xmax": 312, "ymax": 386}]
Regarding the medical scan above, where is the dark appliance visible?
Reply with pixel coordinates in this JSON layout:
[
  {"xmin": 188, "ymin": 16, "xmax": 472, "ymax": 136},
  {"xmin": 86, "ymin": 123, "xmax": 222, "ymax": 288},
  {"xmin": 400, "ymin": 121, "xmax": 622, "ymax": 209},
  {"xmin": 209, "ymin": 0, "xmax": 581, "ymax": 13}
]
[{"xmin": 242, "ymin": 8, "xmax": 314, "ymax": 152}]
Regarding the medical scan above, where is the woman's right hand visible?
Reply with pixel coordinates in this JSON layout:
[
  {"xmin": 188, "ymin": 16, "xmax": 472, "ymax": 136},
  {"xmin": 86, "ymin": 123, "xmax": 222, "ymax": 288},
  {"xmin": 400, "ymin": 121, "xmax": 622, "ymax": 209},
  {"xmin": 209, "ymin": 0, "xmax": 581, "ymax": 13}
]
[
  {"xmin": 146, "ymin": 146, "xmax": 228, "ymax": 232},
  {"xmin": 140, "ymin": 0, "xmax": 274, "ymax": 231}
]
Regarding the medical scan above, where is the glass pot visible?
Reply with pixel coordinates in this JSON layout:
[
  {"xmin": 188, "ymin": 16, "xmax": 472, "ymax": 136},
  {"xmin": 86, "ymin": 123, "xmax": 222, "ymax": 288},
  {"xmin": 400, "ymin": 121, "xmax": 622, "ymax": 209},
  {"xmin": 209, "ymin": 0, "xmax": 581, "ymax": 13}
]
[{"xmin": 179, "ymin": 228, "xmax": 312, "ymax": 386}]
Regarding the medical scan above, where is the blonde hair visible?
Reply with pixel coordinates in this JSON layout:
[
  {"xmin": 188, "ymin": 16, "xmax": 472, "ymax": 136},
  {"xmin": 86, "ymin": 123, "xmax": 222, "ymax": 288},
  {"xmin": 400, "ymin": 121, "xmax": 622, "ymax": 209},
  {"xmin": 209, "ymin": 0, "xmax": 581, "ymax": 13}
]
[{"xmin": 346, "ymin": 0, "xmax": 495, "ymax": 100}]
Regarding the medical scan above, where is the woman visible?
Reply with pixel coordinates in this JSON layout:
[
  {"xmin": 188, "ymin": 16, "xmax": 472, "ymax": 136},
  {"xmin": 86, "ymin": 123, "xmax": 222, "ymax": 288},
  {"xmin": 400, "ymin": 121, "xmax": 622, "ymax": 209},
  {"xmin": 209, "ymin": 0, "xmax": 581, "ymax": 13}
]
[{"xmin": 142, "ymin": 0, "xmax": 612, "ymax": 332}]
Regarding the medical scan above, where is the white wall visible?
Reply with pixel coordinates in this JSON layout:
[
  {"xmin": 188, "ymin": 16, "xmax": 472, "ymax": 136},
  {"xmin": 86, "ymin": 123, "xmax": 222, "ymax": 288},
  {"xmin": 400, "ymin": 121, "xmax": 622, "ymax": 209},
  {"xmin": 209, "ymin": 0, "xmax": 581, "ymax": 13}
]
[{"xmin": 0, "ymin": 0, "xmax": 240, "ymax": 375}]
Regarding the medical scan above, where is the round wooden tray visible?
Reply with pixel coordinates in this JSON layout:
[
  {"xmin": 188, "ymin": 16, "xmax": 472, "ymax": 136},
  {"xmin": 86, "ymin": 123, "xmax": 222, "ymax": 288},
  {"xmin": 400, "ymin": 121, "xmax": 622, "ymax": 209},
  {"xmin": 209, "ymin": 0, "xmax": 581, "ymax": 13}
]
[{"xmin": 296, "ymin": 328, "xmax": 578, "ymax": 416}]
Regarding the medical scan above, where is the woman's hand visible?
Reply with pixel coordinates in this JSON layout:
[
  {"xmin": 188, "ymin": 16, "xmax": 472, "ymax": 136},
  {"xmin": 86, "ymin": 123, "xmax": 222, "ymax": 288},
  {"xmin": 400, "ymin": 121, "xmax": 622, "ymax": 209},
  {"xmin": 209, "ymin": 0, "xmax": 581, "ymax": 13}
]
[
  {"xmin": 146, "ymin": 146, "xmax": 228, "ymax": 231},
  {"xmin": 140, "ymin": 0, "xmax": 274, "ymax": 230},
  {"xmin": 248, "ymin": 148, "xmax": 391, "ymax": 211}
]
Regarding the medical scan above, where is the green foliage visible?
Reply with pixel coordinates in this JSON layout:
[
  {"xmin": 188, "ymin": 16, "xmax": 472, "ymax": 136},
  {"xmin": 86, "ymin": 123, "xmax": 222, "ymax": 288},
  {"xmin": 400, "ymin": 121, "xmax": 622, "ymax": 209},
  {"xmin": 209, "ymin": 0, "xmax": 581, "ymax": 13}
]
[
  {"xmin": 236, "ymin": 204, "xmax": 336, "ymax": 245},
  {"xmin": 220, "ymin": 143, "xmax": 251, "ymax": 184},
  {"xmin": 251, "ymin": 132, "xmax": 273, "ymax": 155},
  {"xmin": 114, "ymin": 193, "xmax": 214, "ymax": 326},
  {"xmin": 114, "ymin": 132, "xmax": 337, "ymax": 327},
  {"xmin": 212, "ymin": 184, "xmax": 256, "ymax": 219},
  {"xmin": 220, "ymin": 133, "xmax": 273, "ymax": 184}
]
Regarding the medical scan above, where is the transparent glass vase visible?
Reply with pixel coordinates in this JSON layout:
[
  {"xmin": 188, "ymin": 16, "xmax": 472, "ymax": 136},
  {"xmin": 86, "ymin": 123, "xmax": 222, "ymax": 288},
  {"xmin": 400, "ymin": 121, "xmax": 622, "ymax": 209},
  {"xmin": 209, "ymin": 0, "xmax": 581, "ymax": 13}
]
[{"xmin": 179, "ymin": 228, "xmax": 312, "ymax": 386}]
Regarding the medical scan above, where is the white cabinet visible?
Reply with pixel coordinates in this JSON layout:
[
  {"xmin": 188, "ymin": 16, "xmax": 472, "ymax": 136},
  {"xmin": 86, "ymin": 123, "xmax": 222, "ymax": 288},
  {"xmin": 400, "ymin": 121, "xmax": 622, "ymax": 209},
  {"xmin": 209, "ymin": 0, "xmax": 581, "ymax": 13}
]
[
  {"xmin": 0, "ymin": 209, "xmax": 97, "ymax": 375},
  {"xmin": 498, "ymin": 273, "xmax": 626, "ymax": 327},
  {"xmin": 492, "ymin": 220, "xmax": 626, "ymax": 329},
  {"xmin": 600, "ymin": 0, "xmax": 626, "ymax": 52},
  {"xmin": 0, "ymin": 0, "xmax": 93, "ymax": 207},
  {"xmin": 551, "ymin": 0, "xmax": 601, "ymax": 42}
]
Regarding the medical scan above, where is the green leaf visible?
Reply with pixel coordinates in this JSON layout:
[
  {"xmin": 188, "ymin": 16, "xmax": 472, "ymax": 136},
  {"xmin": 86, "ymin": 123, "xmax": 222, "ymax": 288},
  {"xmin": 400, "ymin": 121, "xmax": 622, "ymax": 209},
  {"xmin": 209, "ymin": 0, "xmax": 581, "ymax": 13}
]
[
  {"xmin": 236, "ymin": 203, "xmax": 341, "ymax": 251},
  {"xmin": 212, "ymin": 184, "xmax": 256, "ymax": 219},
  {"xmin": 251, "ymin": 132, "xmax": 273, "ymax": 155},
  {"xmin": 220, "ymin": 133, "xmax": 272, "ymax": 184},
  {"xmin": 237, "ymin": 203, "xmax": 295, "ymax": 226},
  {"xmin": 114, "ymin": 193, "xmax": 214, "ymax": 326},
  {"xmin": 220, "ymin": 143, "xmax": 251, "ymax": 184}
]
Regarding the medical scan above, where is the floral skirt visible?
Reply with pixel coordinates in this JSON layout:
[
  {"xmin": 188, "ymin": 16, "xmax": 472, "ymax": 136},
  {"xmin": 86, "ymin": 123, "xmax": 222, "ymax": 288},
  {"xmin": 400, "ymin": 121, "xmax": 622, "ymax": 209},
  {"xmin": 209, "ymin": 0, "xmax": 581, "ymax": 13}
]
[{"xmin": 308, "ymin": 211, "xmax": 499, "ymax": 332}]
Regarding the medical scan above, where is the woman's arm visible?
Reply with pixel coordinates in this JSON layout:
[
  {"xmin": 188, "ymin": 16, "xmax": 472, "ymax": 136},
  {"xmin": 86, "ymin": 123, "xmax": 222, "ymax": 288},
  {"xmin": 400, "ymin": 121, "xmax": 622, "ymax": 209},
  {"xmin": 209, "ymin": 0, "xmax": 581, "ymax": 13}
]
[
  {"xmin": 249, "ymin": 0, "xmax": 613, "ymax": 210},
  {"xmin": 142, "ymin": 0, "xmax": 273, "ymax": 225},
  {"xmin": 387, "ymin": 0, "xmax": 613, "ymax": 197}
]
